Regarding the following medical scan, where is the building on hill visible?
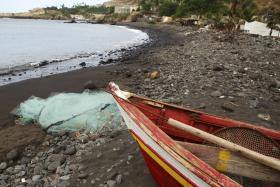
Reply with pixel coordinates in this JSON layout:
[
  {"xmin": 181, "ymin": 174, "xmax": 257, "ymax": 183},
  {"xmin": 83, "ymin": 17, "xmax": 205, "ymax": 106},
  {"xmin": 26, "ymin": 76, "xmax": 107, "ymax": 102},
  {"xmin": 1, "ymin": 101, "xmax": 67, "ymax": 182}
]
[
  {"xmin": 104, "ymin": 0, "xmax": 139, "ymax": 14},
  {"xmin": 114, "ymin": 5, "xmax": 138, "ymax": 14}
]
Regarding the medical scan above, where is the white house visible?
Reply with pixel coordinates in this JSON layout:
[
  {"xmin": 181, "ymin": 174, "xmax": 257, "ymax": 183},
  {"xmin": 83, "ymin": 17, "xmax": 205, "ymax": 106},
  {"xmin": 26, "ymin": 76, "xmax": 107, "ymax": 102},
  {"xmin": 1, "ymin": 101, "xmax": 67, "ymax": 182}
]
[
  {"xmin": 241, "ymin": 21, "xmax": 280, "ymax": 37},
  {"xmin": 114, "ymin": 5, "xmax": 138, "ymax": 14}
]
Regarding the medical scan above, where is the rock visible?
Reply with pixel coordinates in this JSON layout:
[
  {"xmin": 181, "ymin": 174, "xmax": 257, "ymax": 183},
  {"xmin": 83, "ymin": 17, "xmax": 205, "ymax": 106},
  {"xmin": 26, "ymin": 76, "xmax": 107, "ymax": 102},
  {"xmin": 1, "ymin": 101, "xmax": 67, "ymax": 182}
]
[
  {"xmin": 0, "ymin": 162, "xmax": 7, "ymax": 170},
  {"xmin": 5, "ymin": 167, "xmax": 14, "ymax": 174},
  {"xmin": 78, "ymin": 173, "xmax": 88, "ymax": 179},
  {"xmin": 115, "ymin": 174, "xmax": 122, "ymax": 184},
  {"xmin": 127, "ymin": 155, "xmax": 133, "ymax": 161},
  {"xmin": 125, "ymin": 72, "xmax": 132, "ymax": 78},
  {"xmin": 83, "ymin": 80, "xmax": 98, "ymax": 90},
  {"xmin": 39, "ymin": 60, "xmax": 48, "ymax": 67},
  {"xmin": 210, "ymin": 90, "xmax": 222, "ymax": 97},
  {"xmin": 257, "ymin": 113, "xmax": 272, "ymax": 122},
  {"xmin": 97, "ymin": 153, "xmax": 102, "ymax": 158},
  {"xmin": 269, "ymin": 80, "xmax": 280, "ymax": 89},
  {"xmin": 6, "ymin": 148, "xmax": 19, "ymax": 160},
  {"xmin": 197, "ymin": 103, "xmax": 206, "ymax": 109},
  {"xmin": 90, "ymin": 179, "xmax": 95, "ymax": 184},
  {"xmin": 60, "ymin": 175, "xmax": 70, "ymax": 181},
  {"xmin": 248, "ymin": 99, "xmax": 259, "ymax": 109},
  {"xmin": 32, "ymin": 175, "xmax": 41, "ymax": 182},
  {"xmin": 14, "ymin": 165, "xmax": 26, "ymax": 173},
  {"xmin": 149, "ymin": 71, "xmax": 160, "ymax": 80},
  {"xmin": 213, "ymin": 65, "xmax": 224, "ymax": 71},
  {"xmin": 47, "ymin": 161, "xmax": 61, "ymax": 172},
  {"xmin": 47, "ymin": 154, "xmax": 66, "ymax": 164},
  {"xmin": 221, "ymin": 102, "xmax": 236, "ymax": 112},
  {"xmin": 64, "ymin": 146, "xmax": 76, "ymax": 155},
  {"xmin": 79, "ymin": 62, "xmax": 86, "ymax": 67},
  {"xmin": 107, "ymin": 180, "xmax": 116, "ymax": 187}
]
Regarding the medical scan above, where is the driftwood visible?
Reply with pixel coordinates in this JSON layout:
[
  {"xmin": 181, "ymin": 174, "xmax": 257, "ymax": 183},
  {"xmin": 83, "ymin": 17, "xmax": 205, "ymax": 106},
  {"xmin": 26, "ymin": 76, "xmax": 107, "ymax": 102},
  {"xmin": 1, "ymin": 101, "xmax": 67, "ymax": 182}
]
[
  {"xmin": 176, "ymin": 141, "xmax": 280, "ymax": 183},
  {"xmin": 168, "ymin": 118, "xmax": 280, "ymax": 171}
]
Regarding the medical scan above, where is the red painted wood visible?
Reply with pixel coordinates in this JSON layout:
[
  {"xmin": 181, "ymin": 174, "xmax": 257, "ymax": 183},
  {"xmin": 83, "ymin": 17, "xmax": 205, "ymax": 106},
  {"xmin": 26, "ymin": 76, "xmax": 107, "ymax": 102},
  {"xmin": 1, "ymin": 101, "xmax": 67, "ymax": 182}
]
[
  {"xmin": 114, "ymin": 96, "xmax": 240, "ymax": 187},
  {"xmin": 131, "ymin": 131, "xmax": 197, "ymax": 187}
]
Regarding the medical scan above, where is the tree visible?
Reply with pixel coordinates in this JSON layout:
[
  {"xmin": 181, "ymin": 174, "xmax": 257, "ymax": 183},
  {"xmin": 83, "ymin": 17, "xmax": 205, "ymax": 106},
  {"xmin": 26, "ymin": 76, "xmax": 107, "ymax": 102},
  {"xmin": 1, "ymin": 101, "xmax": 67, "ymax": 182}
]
[
  {"xmin": 140, "ymin": 0, "xmax": 153, "ymax": 12},
  {"xmin": 159, "ymin": 1, "xmax": 178, "ymax": 16},
  {"xmin": 228, "ymin": 0, "xmax": 257, "ymax": 21},
  {"xmin": 266, "ymin": 9, "xmax": 280, "ymax": 36},
  {"xmin": 175, "ymin": 0, "xmax": 226, "ymax": 17}
]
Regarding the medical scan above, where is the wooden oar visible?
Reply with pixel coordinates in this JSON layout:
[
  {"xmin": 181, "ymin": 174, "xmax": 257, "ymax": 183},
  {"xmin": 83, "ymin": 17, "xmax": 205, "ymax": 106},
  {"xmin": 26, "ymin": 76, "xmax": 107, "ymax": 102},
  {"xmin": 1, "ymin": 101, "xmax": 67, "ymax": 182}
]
[
  {"xmin": 176, "ymin": 141, "xmax": 280, "ymax": 182},
  {"xmin": 167, "ymin": 118, "xmax": 280, "ymax": 171}
]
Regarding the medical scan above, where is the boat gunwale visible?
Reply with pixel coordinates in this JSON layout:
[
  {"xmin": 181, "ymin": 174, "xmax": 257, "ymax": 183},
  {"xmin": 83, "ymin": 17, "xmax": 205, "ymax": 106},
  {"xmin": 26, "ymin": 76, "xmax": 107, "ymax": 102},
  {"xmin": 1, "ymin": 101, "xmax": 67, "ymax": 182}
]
[{"xmin": 128, "ymin": 93, "xmax": 280, "ymax": 142}]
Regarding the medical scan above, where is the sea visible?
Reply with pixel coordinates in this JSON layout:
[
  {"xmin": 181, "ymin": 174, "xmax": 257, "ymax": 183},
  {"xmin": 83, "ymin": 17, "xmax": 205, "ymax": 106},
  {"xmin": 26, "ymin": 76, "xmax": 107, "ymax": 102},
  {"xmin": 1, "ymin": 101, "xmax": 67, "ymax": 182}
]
[{"xmin": 0, "ymin": 18, "xmax": 149, "ymax": 85}]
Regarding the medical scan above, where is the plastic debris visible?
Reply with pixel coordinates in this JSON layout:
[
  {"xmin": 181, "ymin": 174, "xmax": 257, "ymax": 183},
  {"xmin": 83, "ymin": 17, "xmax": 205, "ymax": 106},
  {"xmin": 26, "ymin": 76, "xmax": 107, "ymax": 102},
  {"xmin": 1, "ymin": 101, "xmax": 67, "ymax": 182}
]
[{"xmin": 11, "ymin": 91, "xmax": 122, "ymax": 133}]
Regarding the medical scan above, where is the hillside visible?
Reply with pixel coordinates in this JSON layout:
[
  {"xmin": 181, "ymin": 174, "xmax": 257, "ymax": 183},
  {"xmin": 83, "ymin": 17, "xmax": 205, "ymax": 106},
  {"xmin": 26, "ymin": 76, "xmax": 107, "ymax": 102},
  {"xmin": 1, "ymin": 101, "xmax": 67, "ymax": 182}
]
[
  {"xmin": 103, "ymin": 0, "xmax": 138, "ymax": 7},
  {"xmin": 255, "ymin": 0, "xmax": 280, "ymax": 11}
]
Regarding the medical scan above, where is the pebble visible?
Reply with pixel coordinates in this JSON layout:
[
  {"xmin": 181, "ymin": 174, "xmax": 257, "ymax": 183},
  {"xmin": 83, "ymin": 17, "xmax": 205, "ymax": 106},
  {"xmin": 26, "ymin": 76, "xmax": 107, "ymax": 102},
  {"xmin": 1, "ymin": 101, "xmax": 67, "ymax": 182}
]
[
  {"xmin": 32, "ymin": 175, "xmax": 41, "ymax": 182},
  {"xmin": 78, "ymin": 173, "xmax": 88, "ymax": 179},
  {"xmin": 257, "ymin": 113, "xmax": 272, "ymax": 121},
  {"xmin": 0, "ymin": 162, "xmax": 7, "ymax": 170},
  {"xmin": 221, "ymin": 102, "xmax": 236, "ymax": 112},
  {"xmin": 115, "ymin": 174, "xmax": 122, "ymax": 184},
  {"xmin": 6, "ymin": 149, "xmax": 19, "ymax": 160},
  {"xmin": 107, "ymin": 180, "xmax": 116, "ymax": 187},
  {"xmin": 210, "ymin": 90, "xmax": 222, "ymax": 97},
  {"xmin": 64, "ymin": 146, "xmax": 76, "ymax": 155},
  {"xmin": 47, "ymin": 161, "xmax": 61, "ymax": 172}
]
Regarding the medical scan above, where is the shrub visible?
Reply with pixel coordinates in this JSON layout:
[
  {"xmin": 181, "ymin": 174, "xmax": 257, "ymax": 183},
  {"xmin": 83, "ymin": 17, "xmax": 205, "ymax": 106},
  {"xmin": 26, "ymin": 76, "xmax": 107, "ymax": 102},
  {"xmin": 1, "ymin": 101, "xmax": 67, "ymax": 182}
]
[{"xmin": 159, "ymin": 1, "xmax": 178, "ymax": 16}]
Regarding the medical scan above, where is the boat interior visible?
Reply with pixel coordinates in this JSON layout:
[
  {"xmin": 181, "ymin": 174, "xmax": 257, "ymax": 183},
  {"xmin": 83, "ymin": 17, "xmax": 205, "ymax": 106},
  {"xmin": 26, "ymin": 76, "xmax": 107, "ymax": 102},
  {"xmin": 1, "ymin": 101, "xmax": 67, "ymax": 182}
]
[{"xmin": 128, "ymin": 95, "xmax": 280, "ymax": 186}]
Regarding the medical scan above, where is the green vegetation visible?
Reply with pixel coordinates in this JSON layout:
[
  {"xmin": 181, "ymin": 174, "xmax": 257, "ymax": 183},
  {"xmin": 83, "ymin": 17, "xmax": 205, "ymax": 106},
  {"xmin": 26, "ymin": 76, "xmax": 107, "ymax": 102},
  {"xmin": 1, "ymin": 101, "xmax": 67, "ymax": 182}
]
[
  {"xmin": 159, "ymin": 1, "xmax": 178, "ymax": 16},
  {"xmin": 44, "ymin": 4, "xmax": 114, "ymax": 18}
]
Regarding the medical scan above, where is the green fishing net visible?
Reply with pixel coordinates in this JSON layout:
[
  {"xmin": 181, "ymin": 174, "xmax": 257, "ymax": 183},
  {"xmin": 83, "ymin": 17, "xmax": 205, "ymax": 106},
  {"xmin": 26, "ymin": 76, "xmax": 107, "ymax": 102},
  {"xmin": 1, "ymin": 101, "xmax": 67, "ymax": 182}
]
[{"xmin": 12, "ymin": 91, "xmax": 122, "ymax": 133}]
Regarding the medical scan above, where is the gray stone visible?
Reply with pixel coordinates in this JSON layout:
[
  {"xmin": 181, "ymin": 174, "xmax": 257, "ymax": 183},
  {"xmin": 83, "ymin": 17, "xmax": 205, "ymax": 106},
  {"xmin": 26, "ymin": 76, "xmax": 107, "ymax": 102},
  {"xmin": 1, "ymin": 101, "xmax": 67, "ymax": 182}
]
[
  {"xmin": 32, "ymin": 175, "xmax": 41, "ymax": 182},
  {"xmin": 83, "ymin": 80, "xmax": 98, "ymax": 90},
  {"xmin": 47, "ymin": 161, "xmax": 61, "ymax": 172},
  {"xmin": 115, "ymin": 174, "xmax": 122, "ymax": 184},
  {"xmin": 78, "ymin": 173, "xmax": 88, "ymax": 179},
  {"xmin": 5, "ymin": 167, "xmax": 14, "ymax": 174},
  {"xmin": 0, "ymin": 174, "xmax": 8, "ymax": 181},
  {"xmin": 60, "ymin": 175, "xmax": 70, "ymax": 181},
  {"xmin": 14, "ymin": 165, "xmax": 26, "ymax": 173},
  {"xmin": 210, "ymin": 90, "xmax": 222, "ymax": 97},
  {"xmin": 20, "ymin": 157, "xmax": 30, "ymax": 164},
  {"xmin": 64, "ymin": 146, "xmax": 76, "ymax": 155},
  {"xmin": 221, "ymin": 102, "xmax": 235, "ymax": 112},
  {"xmin": 58, "ymin": 181, "xmax": 70, "ymax": 187},
  {"xmin": 6, "ymin": 149, "xmax": 19, "ymax": 160},
  {"xmin": 90, "ymin": 179, "xmax": 95, "ymax": 184},
  {"xmin": 0, "ymin": 162, "xmax": 7, "ymax": 170},
  {"xmin": 33, "ymin": 164, "xmax": 43, "ymax": 175},
  {"xmin": 107, "ymin": 180, "xmax": 116, "ymax": 187},
  {"xmin": 16, "ymin": 170, "xmax": 26, "ymax": 177},
  {"xmin": 127, "ymin": 155, "xmax": 133, "ymax": 161},
  {"xmin": 47, "ymin": 154, "xmax": 66, "ymax": 164}
]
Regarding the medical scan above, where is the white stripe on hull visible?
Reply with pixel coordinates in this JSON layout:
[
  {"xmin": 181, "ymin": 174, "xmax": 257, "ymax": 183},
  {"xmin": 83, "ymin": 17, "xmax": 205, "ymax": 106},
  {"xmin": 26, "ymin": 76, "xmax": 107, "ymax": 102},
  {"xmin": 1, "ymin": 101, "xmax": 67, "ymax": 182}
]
[{"xmin": 116, "ymin": 103, "xmax": 209, "ymax": 187}]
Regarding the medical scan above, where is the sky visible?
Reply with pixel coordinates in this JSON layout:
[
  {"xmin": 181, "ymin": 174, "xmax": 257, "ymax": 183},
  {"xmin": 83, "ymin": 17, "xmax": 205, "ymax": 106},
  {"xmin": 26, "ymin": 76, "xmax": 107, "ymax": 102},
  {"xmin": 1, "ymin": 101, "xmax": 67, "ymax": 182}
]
[{"xmin": 0, "ymin": 0, "xmax": 108, "ymax": 13}]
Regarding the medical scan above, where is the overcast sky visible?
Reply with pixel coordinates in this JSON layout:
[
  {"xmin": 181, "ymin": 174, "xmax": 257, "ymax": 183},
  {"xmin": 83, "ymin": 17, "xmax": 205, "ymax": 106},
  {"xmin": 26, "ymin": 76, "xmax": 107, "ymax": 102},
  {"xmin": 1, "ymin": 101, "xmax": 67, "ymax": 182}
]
[{"xmin": 0, "ymin": 0, "xmax": 108, "ymax": 13}]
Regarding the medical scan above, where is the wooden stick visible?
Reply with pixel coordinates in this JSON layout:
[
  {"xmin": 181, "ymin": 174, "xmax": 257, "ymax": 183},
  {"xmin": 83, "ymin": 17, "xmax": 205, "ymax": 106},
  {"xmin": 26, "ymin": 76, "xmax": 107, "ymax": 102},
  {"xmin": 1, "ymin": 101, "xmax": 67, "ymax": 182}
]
[
  {"xmin": 176, "ymin": 141, "xmax": 280, "ymax": 182},
  {"xmin": 167, "ymin": 118, "xmax": 280, "ymax": 171}
]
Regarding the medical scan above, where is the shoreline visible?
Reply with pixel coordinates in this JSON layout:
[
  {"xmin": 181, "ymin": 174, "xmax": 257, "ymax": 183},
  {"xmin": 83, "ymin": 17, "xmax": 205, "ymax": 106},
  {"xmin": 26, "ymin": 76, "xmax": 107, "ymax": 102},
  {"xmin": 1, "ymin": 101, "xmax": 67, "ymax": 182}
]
[
  {"xmin": 0, "ymin": 21, "xmax": 150, "ymax": 86},
  {"xmin": 0, "ymin": 22, "xmax": 175, "ymax": 126}
]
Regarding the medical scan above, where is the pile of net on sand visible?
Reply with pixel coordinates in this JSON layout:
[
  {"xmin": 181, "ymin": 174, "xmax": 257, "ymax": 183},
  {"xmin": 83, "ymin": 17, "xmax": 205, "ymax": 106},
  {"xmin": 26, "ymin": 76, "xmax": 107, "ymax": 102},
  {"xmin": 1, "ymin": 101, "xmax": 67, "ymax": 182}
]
[{"xmin": 11, "ymin": 91, "xmax": 123, "ymax": 133}]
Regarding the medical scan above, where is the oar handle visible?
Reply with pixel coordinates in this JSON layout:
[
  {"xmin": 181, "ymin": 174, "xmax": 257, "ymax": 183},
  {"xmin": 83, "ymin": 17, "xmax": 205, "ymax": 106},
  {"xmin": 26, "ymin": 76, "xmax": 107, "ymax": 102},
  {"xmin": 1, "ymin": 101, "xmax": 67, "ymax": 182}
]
[{"xmin": 168, "ymin": 118, "xmax": 280, "ymax": 171}]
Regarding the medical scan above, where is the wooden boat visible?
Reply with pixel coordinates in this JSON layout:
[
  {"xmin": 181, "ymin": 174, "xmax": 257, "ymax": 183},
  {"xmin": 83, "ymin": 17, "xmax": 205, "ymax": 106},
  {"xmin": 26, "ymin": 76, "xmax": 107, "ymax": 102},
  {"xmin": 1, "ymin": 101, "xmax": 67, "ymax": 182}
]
[{"xmin": 109, "ymin": 82, "xmax": 280, "ymax": 187}]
